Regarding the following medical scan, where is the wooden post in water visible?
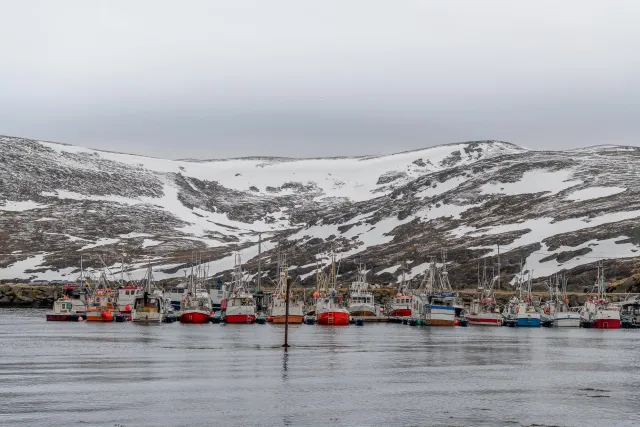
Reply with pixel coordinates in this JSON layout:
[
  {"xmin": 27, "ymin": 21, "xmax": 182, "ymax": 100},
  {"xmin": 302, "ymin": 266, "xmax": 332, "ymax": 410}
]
[{"xmin": 283, "ymin": 274, "xmax": 291, "ymax": 348}]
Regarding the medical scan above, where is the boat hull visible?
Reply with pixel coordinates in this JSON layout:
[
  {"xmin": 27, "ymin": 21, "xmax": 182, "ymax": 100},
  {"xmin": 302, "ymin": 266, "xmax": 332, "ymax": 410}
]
[
  {"xmin": 271, "ymin": 315, "xmax": 303, "ymax": 324},
  {"xmin": 317, "ymin": 311, "xmax": 350, "ymax": 325},
  {"xmin": 85, "ymin": 310, "xmax": 114, "ymax": 322},
  {"xmin": 389, "ymin": 308, "xmax": 411, "ymax": 317},
  {"xmin": 467, "ymin": 313, "xmax": 503, "ymax": 326},
  {"xmin": 553, "ymin": 313, "xmax": 581, "ymax": 327},
  {"xmin": 516, "ymin": 316, "xmax": 541, "ymax": 327},
  {"xmin": 225, "ymin": 314, "xmax": 256, "ymax": 324},
  {"xmin": 349, "ymin": 310, "xmax": 377, "ymax": 317},
  {"xmin": 132, "ymin": 311, "xmax": 164, "ymax": 324},
  {"xmin": 592, "ymin": 318, "xmax": 621, "ymax": 329},
  {"xmin": 180, "ymin": 311, "xmax": 211, "ymax": 324},
  {"xmin": 46, "ymin": 313, "xmax": 74, "ymax": 321}
]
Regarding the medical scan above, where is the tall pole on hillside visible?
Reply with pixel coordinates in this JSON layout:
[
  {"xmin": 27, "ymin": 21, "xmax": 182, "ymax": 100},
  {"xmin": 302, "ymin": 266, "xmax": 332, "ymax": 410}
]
[
  {"xmin": 283, "ymin": 273, "xmax": 291, "ymax": 349},
  {"xmin": 257, "ymin": 232, "xmax": 262, "ymax": 292}
]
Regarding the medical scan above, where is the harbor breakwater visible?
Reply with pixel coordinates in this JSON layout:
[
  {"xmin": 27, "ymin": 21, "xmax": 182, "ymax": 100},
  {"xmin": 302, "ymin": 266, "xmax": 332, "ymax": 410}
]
[{"xmin": 0, "ymin": 284, "xmax": 64, "ymax": 307}]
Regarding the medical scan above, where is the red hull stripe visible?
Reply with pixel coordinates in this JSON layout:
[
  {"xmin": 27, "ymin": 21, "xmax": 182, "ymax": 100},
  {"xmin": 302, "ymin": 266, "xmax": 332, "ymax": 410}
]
[
  {"xmin": 592, "ymin": 319, "xmax": 621, "ymax": 329},
  {"xmin": 225, "ymin": 314, "xmax": 256, "ymax": 324},
  {"xmin": 180, "ymin": 312, "xmax": 210, "ymax": 324},
  {"xmin": 317, "ymin": 311, "xmax": 350, "ymax": 325}
]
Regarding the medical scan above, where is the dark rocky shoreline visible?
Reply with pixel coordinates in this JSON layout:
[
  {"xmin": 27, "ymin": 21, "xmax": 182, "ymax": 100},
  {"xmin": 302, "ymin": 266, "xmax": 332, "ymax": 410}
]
[{"xmin": 0, "ymin": 285, "xmax": 63, "ymax": 308}]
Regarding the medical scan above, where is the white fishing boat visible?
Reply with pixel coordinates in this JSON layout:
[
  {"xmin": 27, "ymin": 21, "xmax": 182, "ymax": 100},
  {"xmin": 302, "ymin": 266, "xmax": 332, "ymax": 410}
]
[
  {"xmin": 224, "ymin": 253, "xmax": 256, "ymax": 324},
  {"xmin": 411, "ymin": 257, "xmax": 456, "ymax": 326},
  {"xmin": 46, "ymin": 292, "xmax": 86, "ymax": 321},
  {"xmin": 348, "ymin": 264, "xmax": 376, "ymax": 317},
  {"xmin": 268, "ymin": 252, "xmax": 303, "ymax": 323},
  {"xmin": 541, "ymin": 274, "xmax": 580, "ymax": 327},
  {"xmin": 132, "ymin": 266, "xmax": 168, "ymax": 324},
  {"xmin": 166, "ymin": 283, "xmax": 187, "ymax": 311}
]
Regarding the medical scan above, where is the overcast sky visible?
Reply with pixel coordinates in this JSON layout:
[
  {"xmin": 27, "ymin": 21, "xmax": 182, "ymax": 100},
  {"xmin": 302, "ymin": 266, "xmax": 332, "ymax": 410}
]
[{"xmin": 0, "ymin": 0, "xmax": 638, "ymax": 159}]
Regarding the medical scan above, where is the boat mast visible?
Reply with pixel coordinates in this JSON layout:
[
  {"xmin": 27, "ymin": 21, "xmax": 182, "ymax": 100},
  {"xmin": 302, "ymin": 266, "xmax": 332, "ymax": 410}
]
[
  {"xmin": 497, "ymin": 244, "xmax": 501, "ymax": 290},
  {"xmin": 439, "ymin": 248, "xmax": 452, "ymax": 291},
  {"xmin": 257, "ymin": 232, "xmax": 262, "ymax": 292}
]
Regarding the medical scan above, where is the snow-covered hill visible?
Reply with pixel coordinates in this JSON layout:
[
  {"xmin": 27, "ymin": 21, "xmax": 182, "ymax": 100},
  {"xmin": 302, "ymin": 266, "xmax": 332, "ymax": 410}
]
[{"xmin": 1, "ymin": 135, "xmax": 639, "ymax": 288}]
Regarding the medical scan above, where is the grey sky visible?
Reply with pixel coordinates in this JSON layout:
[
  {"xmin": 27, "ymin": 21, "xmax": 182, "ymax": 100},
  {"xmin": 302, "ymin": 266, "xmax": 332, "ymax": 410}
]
[{"xmin": 1, "ymin": 0, "xmax": 638, "ymax": 159}]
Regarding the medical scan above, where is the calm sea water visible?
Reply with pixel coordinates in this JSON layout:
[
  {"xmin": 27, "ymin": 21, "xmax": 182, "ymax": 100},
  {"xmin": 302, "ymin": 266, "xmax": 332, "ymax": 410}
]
[{"xmin": 1, "ymin": 308, "xmax": 639, "ymax": 427}]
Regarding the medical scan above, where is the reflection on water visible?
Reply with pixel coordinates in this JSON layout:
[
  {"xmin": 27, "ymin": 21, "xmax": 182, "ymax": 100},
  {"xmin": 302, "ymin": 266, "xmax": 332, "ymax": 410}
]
[{"xmin": 0, "ymin": 308, "xmax": 639, "ymax": 426}]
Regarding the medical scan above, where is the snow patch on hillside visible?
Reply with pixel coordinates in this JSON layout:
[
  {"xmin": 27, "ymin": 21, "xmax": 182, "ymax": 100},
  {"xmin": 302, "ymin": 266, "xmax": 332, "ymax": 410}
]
[
  {"xmin": 376, "ymin": 265, "xmax": 401, "ymax": 275},
  {"xmin": 0, "ymin": 255, "xmax": 46, "ymax": 279},
  {"xmin": 142, "ymin": 239, "xmax": 163, "ymax": 248},
  {"xmin": 567, "ymin": 186, "xmax": 626, "ymax": 202},
  {"xmin": 80, "ymin": 238, "xmax": 120, "ymax": 250},
  {"xmin": 416, "ymin": 176, "xmax": 467, "ymax": 199},
  {"xmin": 481, "ymin": 169, "xmax": 582, "ymax": 196},
  {"xmin": 0, "ymin": 201, "xmax": 49, "ymax": 211},
  {"xmin": 520, "ymin": 237, "xmax": 640, "ymax": 280}
]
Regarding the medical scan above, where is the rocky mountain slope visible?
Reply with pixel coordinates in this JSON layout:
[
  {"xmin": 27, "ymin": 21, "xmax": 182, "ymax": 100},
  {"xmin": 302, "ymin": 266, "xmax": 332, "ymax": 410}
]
[{"xmin": 2, "ymin": 135, "xmax": 639, "ymax": 290}]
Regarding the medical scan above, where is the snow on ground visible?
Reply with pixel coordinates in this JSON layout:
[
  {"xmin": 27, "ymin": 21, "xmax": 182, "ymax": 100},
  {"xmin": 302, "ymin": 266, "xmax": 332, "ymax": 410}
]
[
  {"xmin": 35, "ymin": 217, "xmax": 57, "ymax": 222},
  {"xmin": 39, "ymin": 140, "xmax": 521, "ymax": 203},
  {"xmin": 119, "ymin": 232, "xmax": 153, "ymax": 239},
  {"xmin": 469, "ymin": 208, "xmax": 640, "ymax": 256},
  {"xmin": 416, "ymin": 176, "xmax": 468, "ymax": 200},
  {"xmin": 519, "ymin": 237, "xmax": 640, "ymax": 280},
  {"xmin": 0, "ymin": 255, "xmax": 46, "ymax": 279},
  {"xmin": 80, "ymin": 238, "xmax": 120, "ymax": 251},
  {"xmin": 397, "ymin": 262, "xmax": 431, "ymax": 282},
  {"xmin": 289, "ymin": 214, "xmax": 413, "ymax": 260},
  {"xmin": 376, "ymin": 265, "xmax": 401, "ymax": 275},
  {"xmin": 142, "ymin": 239, "xmax": 163, "ymax": 248},
  {"xmin": 480, "ymin": 169, "xmax": 582, "ymax": 196},
  {"xmin": 41, "ymin": 184, "xmax": 290, "ymax": 247},
  {"xmin": 0, "ymin": 201, "xmax": 49, "ymax": 211},
  {"xmin": 566, "ymin": 186, "xmax": 626, "ymax": 202},
  {"xmin": 419, "ymin": 203, "xmax": 481, "ymax": 221}
]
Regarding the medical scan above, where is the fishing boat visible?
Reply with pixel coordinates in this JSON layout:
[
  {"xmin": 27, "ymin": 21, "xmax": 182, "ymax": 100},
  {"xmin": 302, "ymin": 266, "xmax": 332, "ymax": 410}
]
[
  {"xmin": 115, "ymin": 285, "xmax": 141, "ymax": 315},
  {"xmin": 315, "ymin": 251, "xmax": 350, "ymax": 326},
  {"xmin": 269, "ymin": 252, "xmax": 303, "ymax": 324},
  {"xmin": 506, "ymin": 262, "xmax": 541, "ymax": 327},
  {"xmin": 132, "ymin": 266, "xmax": 168, "ymax": 324},
  {"xmin": 179, "ymin": 262, "xmax": 212, "ymax": 324},
  {"xmin": 46, "ymin": 294, "xmax": 86, "ymax": 322},
  {"xmin": 348, "ymin": 264, "xmax": 376, "ymax": 317},
  {"xmin": 85, "ymin": 287, "xmax": 115, "ymax": 322},
  {"xmin": 224, "ymin": 253, "xmax": 256, "ymax": 324},
  {"xmin": 580, "ymin": 261, "xmax": 620, "ymax": 329},
  {"xmin": 389, "ymin": 263, "xmax": 412, "ymax": 317},
  {"xmin": 210, "ymin": 281, "xmax": 226, "ymax": 313},
  {"xmin": 541, "ymin": 274, "xmax": 580, "ymax": 327},
  {"xmin": 467, "ymin": 264, "xmax": 502, "ymax": 326},
  {"xmin": 620, "ymin": 295, "xmax": 640, "ymax": 328},
  {"xmin": 411, "ymin": 257, "xmax": 455, "ymax": 326},
  {"xmin": 166, "ymin": 283, "xmax": 187, "ymax": 311}
]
